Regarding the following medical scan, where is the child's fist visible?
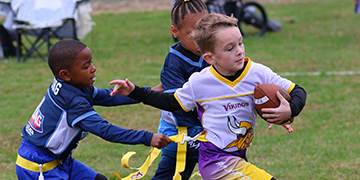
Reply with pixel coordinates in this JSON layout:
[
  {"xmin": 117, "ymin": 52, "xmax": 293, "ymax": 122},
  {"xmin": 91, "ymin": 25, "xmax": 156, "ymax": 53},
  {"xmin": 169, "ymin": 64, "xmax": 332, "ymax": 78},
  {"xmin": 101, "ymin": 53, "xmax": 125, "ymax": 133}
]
[{"xmin": 150, "ymin": 134, "xmax": 171, "ymax": 149}]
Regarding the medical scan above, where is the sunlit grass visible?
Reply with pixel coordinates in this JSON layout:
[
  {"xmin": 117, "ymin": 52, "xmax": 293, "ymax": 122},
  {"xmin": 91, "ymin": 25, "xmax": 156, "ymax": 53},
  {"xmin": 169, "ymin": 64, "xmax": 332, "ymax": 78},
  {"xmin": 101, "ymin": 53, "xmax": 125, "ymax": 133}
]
[{"xmin": 1, "ymin": 0, "xmax": 359, "ymax": 179}]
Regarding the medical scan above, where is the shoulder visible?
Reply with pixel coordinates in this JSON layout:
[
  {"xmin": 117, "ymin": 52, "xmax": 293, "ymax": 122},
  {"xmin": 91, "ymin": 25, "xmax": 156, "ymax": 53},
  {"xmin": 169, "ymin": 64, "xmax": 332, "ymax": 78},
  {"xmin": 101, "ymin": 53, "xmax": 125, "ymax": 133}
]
[
  {"xmin": 52, "ymin": 79, "xmax": 93, "ymax": 107},
  {"xmin": 247, "ymin": 59, "xmax": 274, "ymax": 76},
  {"xmin": 163, "ymin": 49, "xmax": 186, "ymax": 71},
  {"xmin": 50, "ymin": 79, "xmax": 77, "ymax": 100},
  {"xmin": 187, "ymin": 67, "xmax": 212, "ymax": 83},
  {"xmin": 192, "ymin": 66, "xmax": 211, "ymax": 76},
  {"xmin": 167, "ymin": 44, "xmax": 202, "ymax": 66},
  {"xmin": 164, "ymin": 52, "xmax": 184, "ymax": 66},
  {"xmin": 248, "ymin": 59, "xmax": 293, "ymax": 88},
  {"xmin": 248, "ymin": 59, "xmax": 271, "ymax": 70}
]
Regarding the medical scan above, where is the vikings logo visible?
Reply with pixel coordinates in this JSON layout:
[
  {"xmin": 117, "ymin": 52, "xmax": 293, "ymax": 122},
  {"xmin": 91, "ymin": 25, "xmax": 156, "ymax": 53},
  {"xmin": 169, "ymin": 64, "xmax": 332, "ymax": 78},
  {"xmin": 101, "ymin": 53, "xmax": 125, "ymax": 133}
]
[{"xmin": 225, "ymin": 116, "xmax": 254, "ymax": 150}]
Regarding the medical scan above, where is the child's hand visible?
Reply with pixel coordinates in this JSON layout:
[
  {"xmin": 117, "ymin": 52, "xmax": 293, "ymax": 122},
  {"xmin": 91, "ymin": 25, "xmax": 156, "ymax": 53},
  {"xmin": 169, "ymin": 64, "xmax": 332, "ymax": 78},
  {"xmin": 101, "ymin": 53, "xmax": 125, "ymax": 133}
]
[
  {"xmin": 268, "ymin": 123, "xmax": 294, "ymax": 133},
  {"xmin": 262, "ymin": 91, "xmax": 292, "ymax": 125},
  {"xmin": 150, "ymin": 133, "xmax": 171, "ymax": 149},
  {"xmin": 109, "ymin": 79, "xmax": 135, "ymax": 97},
  {"xmin": 151, "ymin": 83, "xmax": 164, "ymax": 92}
]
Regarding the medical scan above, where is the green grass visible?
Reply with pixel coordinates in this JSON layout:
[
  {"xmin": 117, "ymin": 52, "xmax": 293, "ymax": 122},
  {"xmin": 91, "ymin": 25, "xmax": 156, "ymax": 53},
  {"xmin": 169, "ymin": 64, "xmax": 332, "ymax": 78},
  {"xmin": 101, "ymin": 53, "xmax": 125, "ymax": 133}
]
[{"xmin": 1, "ymin": 0, "xmax": 359, "ymax": 179}]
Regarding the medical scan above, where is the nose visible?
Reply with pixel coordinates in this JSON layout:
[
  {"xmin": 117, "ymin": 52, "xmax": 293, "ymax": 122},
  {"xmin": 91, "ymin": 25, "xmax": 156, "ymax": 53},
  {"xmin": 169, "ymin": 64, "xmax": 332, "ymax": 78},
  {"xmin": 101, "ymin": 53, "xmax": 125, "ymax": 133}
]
[
  {"xmin": 236, "ymin": 44, "xmax": 243, "ymax": 56},
  {"xmin": 91, "ymin": 64, "xmax": 96, "ymax": 73}
]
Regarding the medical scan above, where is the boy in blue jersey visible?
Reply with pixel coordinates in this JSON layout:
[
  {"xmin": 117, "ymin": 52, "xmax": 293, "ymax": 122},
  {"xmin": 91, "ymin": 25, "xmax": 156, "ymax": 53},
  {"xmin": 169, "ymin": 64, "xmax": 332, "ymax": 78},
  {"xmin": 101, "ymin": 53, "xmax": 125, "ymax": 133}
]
[
  {"xmin": 15, "ymin": 40, "xmax": 171, "ymax": 180},
  {"xmin": 152, "ymin": 0, "xmax": 209, "ymax": 179}
]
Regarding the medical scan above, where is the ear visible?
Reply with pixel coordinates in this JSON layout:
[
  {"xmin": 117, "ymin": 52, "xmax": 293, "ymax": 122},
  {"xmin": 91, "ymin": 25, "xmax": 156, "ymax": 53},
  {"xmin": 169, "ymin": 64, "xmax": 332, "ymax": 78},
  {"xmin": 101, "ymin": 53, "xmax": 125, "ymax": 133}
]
[
  {"xmin": 203, "ymin": 51, "xmax": 216, "ymax": 65},
  {"xmin": 59, "ymin": 69, "xmax": 71, "ymax": 82},
  {"xmin": 171, "ymin": 25, "xmax": 179, "ymax": 38}
]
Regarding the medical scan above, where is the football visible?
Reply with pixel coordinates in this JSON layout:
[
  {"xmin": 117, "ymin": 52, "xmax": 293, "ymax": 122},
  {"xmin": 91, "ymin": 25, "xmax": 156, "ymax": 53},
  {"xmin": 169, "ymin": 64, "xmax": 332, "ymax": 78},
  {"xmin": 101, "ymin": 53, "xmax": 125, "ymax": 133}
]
[{"xmin": 253, "ymin": 83, "xmax": 294, "ymax": 123}]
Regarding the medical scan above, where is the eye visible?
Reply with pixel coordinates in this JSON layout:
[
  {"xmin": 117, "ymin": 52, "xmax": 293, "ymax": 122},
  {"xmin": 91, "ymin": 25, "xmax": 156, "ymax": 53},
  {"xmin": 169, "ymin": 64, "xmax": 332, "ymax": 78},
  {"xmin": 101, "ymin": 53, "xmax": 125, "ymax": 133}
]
[
  {"xmin": 227, "ymin": 46, "xmax": 234, "ymax": 51},
  {"xmin": 238, "ymin": 42, "xmax": 243, "ymax": 46},
  {"xmin": 84, "ymin": 63, "xmax": 91, "ymax": 69},
  {"xmin": 84, "ymin": 61, "xmax": 94, "ymax": 69}
]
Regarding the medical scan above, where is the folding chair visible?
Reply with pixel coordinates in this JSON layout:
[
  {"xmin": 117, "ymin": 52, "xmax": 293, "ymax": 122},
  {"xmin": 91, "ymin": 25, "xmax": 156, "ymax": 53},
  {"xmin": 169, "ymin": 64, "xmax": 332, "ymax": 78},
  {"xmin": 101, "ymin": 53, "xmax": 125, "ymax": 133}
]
[
  {"xmin": 10, "ymin": 0, "xmax": 87, "ymax": 62},
  {"xmin": 0, "ymin": 0, "xmax": 11, "ymax": 16}
]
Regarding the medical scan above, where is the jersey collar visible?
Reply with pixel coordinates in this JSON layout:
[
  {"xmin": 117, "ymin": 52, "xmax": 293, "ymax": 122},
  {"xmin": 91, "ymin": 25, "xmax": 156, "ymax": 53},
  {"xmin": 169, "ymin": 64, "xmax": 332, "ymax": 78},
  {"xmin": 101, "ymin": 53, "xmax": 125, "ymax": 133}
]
[{"xmin": 210, "ymin": 57, "xmax": 252, "ymax": 88}]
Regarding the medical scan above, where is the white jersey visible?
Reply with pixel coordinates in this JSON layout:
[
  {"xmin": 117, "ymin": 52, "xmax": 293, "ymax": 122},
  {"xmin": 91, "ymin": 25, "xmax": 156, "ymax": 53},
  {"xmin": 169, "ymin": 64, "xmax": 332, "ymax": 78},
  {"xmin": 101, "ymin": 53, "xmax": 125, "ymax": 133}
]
[{"xmin": 174, "ymin": 58, "xmax": 295, "ymax": 152}]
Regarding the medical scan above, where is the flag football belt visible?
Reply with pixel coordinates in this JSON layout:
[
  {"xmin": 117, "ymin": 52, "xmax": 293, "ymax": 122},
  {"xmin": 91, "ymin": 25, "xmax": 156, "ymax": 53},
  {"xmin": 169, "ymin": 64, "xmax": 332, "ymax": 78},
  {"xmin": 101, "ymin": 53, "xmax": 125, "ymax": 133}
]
[
  {"xmin": 16, "ymin": 154, "xmax": 61, "ymax": 172},
  {"xmin": 113, "ymin": 127, "xmax": 208, "ymax": 180}
]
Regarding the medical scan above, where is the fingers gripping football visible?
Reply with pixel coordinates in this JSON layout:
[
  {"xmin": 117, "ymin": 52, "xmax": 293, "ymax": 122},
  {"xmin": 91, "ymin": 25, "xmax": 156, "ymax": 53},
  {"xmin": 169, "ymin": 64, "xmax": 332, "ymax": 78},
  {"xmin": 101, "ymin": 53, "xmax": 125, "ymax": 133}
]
[{"xmin": 253, "ymin": 83, "xmax": 294, "ymax": 125}]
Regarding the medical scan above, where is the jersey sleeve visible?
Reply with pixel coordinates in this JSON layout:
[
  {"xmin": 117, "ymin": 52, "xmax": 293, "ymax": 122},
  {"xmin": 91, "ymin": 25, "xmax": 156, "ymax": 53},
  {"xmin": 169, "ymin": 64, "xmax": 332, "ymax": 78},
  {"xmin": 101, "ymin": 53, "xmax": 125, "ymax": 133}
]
[
  {"xmin": 67, "ymin": 95, "xmax": 97, "ymax": 127},
  {"xmin": 174, "ymin": 80, "xmax": 197, "ymax": 112},
  {"xmin": 255, "ymin": 62, "xmax": 306, "ymax": 117},
  {"xmin": 258, "ymin": 64, "xmax": 304, "ymax": 116},
  {"xmin": 289, "ymin": 84, "xmax": 307, "ymax": 117},
  {"xmin": 128, "ymin": 86, "xmax": 182, "ymax": 111},
  {"xmin": 92, "ymin": 87, "xmax": 138, "ymax": 106},
  {"xmin": 260, "ymin": 64, "xmax": 295, "ymax": 91},
  {"xmin": 76, "ymin": 114, "xmax": 153, "ymax": 146}
]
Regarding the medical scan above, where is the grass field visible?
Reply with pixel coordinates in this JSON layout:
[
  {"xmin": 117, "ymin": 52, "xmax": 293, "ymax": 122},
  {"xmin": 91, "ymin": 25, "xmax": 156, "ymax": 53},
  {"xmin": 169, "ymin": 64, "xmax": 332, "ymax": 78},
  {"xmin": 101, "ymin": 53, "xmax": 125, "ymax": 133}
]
[{"xmin": 1, "ymin": 0, "xmax": 359, "ymax": 179}]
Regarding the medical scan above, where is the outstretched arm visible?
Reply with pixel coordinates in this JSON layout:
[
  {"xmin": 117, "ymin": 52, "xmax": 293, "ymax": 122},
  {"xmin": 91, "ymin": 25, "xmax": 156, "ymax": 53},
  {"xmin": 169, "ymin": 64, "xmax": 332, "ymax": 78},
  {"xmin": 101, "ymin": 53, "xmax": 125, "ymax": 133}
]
[
  {"xmin": 110, "ymin": 79, "xmax": 182, "ymax": 112},
  {"xmin": 77, "ymin": 114, "xmax": 171, "ymax": 149}
]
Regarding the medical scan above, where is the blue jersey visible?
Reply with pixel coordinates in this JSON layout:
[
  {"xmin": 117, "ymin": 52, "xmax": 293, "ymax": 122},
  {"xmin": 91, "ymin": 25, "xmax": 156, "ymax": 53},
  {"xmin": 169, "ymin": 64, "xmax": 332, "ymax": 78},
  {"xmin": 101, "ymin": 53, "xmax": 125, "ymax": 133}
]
[
  {"xmin": 159, "ymin": 43, "xmax": 210, "ymax": 157},
  {"xmin": 21, "ymin": 78, "xmax": 153, "ymax": 161},
  {"xmin": 160, "ymin": 43, "xmax": 210, "ymax": 127}
]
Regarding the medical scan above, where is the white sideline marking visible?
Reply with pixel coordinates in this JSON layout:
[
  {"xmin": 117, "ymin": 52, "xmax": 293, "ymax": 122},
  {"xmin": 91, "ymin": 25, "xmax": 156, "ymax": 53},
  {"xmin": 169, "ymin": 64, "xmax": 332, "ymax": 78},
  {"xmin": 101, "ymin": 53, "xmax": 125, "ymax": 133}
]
[{"xmin": 279, "ymin": 71, "xmax": 360, "ymax": 77}]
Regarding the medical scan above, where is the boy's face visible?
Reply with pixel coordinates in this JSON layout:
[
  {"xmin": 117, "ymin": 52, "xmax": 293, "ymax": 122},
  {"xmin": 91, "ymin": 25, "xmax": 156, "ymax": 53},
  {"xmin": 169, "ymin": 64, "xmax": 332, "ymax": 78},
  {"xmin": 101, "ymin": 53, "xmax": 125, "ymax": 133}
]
[
  {"xmin": 206, "ymin": 26, "xmax": 245, "ymax": 76},
  {"xmin": 171, "ymin": 12, "xmax": 207, "ymax": 56},
  {"xmin": 66, "ymin": 47, "xmax": 96, "ymax": 89}
]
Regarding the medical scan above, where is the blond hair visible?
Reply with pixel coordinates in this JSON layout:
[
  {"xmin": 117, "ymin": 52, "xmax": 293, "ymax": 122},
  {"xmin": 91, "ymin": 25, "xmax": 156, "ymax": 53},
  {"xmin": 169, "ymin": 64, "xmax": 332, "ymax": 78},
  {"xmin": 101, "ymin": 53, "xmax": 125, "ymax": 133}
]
[{"xmin": 191, "ymin": 13, "xmax": 238, "ymax": 53}]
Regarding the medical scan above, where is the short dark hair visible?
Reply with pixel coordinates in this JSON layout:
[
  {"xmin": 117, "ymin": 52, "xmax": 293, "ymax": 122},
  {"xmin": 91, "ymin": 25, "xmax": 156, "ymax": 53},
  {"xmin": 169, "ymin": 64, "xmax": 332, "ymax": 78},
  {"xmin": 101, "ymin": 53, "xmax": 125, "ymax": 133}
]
[
  {"xmin": 171, "ymin": 0, "xmax": 208, "ymax": 28},
  {"xmin": 191, "ymin": 13, "xmax": 238, "ymax": 53},
  {"xmin": 48, "ymin": 40, "xmax": 87, "ymax": 77}
]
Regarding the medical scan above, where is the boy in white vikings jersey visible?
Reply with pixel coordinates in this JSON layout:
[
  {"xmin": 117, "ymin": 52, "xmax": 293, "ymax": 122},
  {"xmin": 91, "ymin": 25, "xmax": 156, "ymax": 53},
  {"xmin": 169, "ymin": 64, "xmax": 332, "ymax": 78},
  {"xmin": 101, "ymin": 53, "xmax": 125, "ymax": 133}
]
[{"xmin": 109, "ymin": 13, "xmax": 306, "ymax": 180}]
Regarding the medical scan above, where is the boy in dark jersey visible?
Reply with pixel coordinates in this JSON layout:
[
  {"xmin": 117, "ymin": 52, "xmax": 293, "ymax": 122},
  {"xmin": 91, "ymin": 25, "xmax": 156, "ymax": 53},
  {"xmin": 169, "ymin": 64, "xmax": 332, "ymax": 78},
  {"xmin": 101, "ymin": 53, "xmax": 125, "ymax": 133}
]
[
  {"xmin": 152, "ymin": 0, "xmax": 209, "ymax": 179},
  {"xmin": 15, "ymin": 40, "xmax": 171, "ymax": 180}
]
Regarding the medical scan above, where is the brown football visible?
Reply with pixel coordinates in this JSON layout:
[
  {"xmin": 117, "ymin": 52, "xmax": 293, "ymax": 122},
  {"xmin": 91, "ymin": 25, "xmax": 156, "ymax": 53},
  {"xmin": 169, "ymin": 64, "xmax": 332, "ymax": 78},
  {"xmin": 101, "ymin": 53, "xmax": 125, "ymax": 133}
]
[{"xmin": 253, "ymin": 83, "xmax": 294, "ymax": 123}]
